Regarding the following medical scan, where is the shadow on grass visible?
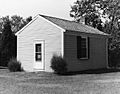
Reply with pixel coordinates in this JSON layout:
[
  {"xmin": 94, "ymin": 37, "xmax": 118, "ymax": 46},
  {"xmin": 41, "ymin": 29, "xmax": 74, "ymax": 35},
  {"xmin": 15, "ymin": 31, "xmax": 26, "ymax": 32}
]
[{"xmin": 59, "ymin": 68, "xmax": 120, "ymax": 76}]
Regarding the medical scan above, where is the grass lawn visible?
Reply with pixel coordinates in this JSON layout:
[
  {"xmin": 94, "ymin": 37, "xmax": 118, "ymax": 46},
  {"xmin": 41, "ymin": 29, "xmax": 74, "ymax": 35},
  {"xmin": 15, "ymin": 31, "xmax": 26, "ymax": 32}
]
[{"xmin": 0, "ymin": 69, "xmax": 120, "ymax": 94}]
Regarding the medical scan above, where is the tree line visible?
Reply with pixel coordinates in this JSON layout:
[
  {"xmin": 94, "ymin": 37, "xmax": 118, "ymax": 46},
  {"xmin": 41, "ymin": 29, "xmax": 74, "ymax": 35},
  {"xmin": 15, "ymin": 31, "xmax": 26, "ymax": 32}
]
[{"xmin": 0, "ymin": 15, "xmax": 32, "ymax": 66}]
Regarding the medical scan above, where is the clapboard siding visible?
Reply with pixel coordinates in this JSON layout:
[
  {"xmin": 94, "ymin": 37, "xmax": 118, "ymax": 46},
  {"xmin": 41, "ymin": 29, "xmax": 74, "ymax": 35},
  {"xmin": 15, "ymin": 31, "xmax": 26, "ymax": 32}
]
[
  {"xmin": 64, "ymin": 32, "xmax": 108, "ymax": 72},
  {"xmin": 17, "ymin": 17, "xmax": 62, "ymax": 72}
]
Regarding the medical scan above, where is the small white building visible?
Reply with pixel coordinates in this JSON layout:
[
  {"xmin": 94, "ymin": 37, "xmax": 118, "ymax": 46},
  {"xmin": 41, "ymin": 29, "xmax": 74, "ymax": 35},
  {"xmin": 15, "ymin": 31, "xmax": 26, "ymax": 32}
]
[{"xmin": 16, "ymin": 14, "xmax": 108, "ymax": 72}]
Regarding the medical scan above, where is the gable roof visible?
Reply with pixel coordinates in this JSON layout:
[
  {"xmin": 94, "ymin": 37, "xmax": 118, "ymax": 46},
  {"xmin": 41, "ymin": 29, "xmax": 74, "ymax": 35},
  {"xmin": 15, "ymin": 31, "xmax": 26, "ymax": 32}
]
[
  {"xmin": 16, "ymin": 14, "xmax": 108, "ymax": 36},
  {"xmin": 40, "ymin": 14, "xmax": 108, "ymax": 36}
]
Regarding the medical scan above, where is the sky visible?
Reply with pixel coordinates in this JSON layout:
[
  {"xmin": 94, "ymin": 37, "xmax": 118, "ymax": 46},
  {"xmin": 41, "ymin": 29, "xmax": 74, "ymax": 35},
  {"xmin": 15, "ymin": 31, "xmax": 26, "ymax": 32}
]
[{"xmin": 0, "ymin": 0, "xmax": 75, "ymax": 20}]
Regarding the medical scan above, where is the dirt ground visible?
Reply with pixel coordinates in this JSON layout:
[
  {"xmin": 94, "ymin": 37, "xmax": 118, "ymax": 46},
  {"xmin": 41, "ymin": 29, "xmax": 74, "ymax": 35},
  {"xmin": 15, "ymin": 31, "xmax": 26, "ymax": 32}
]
[{"xmin": 0, "ymin": 69, "xmax": 120, "ymax": 94}]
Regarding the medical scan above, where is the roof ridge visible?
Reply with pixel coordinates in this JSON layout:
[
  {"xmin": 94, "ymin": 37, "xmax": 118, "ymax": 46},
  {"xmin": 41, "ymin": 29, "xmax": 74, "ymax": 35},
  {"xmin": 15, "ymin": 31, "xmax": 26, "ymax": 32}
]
[
  {"xmin": 39, "ymin": 14, "xmax": 108, "ymax": 36},
  {"xmin": 39, "ymin": 14, "xmax": 81, "ymax": 24},
  {"xmin": 39, "ymin": 14, "xmax": 101, "ymax": 30}
]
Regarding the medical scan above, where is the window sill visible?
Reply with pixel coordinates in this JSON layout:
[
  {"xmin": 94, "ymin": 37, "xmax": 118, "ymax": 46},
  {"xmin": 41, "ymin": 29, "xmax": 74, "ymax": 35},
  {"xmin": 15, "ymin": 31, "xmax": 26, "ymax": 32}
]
[{"xmin": 78, "ymin": 57, "xmax": 89, "ymax": 60}]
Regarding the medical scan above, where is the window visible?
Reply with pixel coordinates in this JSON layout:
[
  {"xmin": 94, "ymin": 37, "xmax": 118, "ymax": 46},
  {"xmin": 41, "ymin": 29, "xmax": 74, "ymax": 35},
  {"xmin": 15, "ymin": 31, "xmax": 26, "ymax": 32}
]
[
  {"xmin": 77, "ymin": 36, "xmax": 89, "ymax": 59},
  {"xmin": 35, "ymin": 44, "xmax": 42, "ymax": 61}
]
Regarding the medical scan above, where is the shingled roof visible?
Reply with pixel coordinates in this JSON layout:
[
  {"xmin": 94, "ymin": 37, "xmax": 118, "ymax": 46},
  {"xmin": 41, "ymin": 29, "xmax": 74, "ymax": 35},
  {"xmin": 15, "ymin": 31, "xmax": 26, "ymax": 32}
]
[{"xmin": 40, "ymin": 14, "xmax": 108, "ymax": 36}]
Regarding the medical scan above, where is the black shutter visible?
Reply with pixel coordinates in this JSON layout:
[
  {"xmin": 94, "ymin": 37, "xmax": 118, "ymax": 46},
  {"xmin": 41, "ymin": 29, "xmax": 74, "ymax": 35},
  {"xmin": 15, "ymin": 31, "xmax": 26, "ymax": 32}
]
[
  {"xmin": 88, "ymin": 37, "xmax": 90, "ymax": 59},
  {"xmin": 77, "ymin": 36, "xmax": 81, "ymax": 58}
]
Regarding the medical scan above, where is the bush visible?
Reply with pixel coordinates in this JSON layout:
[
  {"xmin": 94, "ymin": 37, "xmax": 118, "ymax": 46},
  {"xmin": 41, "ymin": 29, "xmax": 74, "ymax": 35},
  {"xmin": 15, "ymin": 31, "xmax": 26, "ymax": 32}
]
[
  {"xmin": 109, "ymin": 48, "xmax": 120, "ymax": 68},
  {"xmin": 8, "ymin": 58, "xmax": 23, "ymax": 72},
  {"xmin": 50, "ymin": 54, "xmax": 67, "ymax": 74}
]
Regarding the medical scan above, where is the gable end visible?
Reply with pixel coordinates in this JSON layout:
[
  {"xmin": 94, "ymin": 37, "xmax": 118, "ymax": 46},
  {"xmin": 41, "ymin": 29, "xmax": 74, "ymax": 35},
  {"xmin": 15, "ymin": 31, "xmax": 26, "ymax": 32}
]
[{"xmin": 15, "ymin": 15, "xmax": 65, "ymax": 36}]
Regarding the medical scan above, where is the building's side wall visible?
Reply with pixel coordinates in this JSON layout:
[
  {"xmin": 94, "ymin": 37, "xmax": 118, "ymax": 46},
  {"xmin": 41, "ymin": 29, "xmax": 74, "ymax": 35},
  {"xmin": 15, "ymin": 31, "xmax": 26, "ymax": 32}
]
[
  {"xmin": 17, "ymin": 17, "xmax": 62, "ymax": 72},
  {"xmin": 64, "ymin": 32, "xmax": 108, "ymax": 72}
]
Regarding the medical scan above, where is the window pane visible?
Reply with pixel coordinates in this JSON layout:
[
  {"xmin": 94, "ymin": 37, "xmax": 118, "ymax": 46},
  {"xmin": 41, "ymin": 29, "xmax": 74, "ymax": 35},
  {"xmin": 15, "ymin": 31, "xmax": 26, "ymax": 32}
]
[
  {"xmin": 36, "ymin": 53, "xmax": 42, "ymax": 61},
  {"xmin": 77, "ymin": 36, "xmax": 88, "ymax": 59},
  {"xmin": 81, "ymin": 48, "xmax": 87, "ymax": 58},
  {"xmin": 36, "ymin": 44, "xmax": 41, "ymax": 52},
  {"xmin": 81, "ymin": 37, "xmax": 87, "ymax": 58},
  {"xmin": 81, "ymin": 38, "xmax": 86, "ymax": 48},
  {"xmin": 35, "ymin": 44, "xmax": 42, "ymax": 61}
]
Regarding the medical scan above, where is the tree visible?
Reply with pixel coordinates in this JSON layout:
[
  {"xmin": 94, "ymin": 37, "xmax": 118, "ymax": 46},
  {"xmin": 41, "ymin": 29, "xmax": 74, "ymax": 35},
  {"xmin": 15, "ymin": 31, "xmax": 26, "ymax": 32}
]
[
  {"xmin": 70, "ymin": 0, "xmax": 103, "ymax": 31},
  {"xmin": 0, "ymin": 20, "xmax": 16, "ymax": 66},
  {"xmin": 70, "ymin": 0, "xmax": 120, "ymax": 67},
  {"xmin": 0, "ymin": 15, "xmax": 32, "ymax": 33},
  {"xmin": 102, "ymin": 0, "xmax": 120, "ymax": 67},
  {"xmin": 11, "ymin": 15, "xmax": 25, "ymax": 33},
  {"xmin": 26, "ymin": 16, "xmax": 32, "ymax": 23},
  {"xmin": 0, "ymin": 15, "xmax": 32, "ymax": 66},
  {"xmin": 11, "ymin": 15, "xmax": 32, "ymax": 33},
  {"xmin": 0, "ymin": 16, "xmax": 10, "ymax": 32}
]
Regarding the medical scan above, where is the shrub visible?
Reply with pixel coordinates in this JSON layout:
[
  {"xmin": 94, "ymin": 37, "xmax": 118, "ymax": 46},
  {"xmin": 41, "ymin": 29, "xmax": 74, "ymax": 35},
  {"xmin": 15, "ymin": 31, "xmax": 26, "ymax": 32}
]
[
  {"xmin": 50, "ymin": 54, "xmax": 67, "ymax": 74},
  {"xmin": 8, "ymin": 58, "xmax": 23, "ymax": 72},
  {"xmin": 108, "ymin": 48, "xmax": 120, "ymax": 68}
]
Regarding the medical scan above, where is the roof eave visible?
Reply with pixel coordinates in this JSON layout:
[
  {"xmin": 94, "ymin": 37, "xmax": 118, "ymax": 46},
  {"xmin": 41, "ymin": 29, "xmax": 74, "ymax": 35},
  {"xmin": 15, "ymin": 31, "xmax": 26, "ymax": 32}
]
[
  {"xmin": 66, "ymin": 29, "xmax": 109, "ymax": 37},
  {"xmin": 15, "ymin": 15, "xmax": 39, "ymax": 36}
]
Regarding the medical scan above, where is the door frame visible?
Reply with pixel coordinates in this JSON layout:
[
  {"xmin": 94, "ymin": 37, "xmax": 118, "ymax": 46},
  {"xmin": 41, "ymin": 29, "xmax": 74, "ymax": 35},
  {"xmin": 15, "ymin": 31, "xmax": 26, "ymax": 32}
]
[{"xmin": 33, "ymin": 40, "xmax": 45, "ymax": 71}]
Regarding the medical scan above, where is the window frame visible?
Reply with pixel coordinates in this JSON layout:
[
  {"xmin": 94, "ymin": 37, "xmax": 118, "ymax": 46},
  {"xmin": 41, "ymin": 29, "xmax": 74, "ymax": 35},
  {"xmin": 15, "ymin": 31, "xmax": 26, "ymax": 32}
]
[
  {"xmin": 35, "ymin": 44, "xmax": 42, "ymax": 61},
  {"xmin": 77, "ymin": 36, "xmax": 89, "ymax": 60}
]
